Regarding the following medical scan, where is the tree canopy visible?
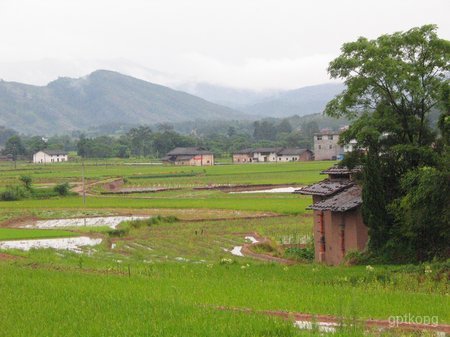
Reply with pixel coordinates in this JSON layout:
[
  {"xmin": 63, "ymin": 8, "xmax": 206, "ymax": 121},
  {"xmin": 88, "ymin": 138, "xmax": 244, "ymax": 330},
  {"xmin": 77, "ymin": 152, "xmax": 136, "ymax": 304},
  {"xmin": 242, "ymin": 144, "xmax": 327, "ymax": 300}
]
[{"xmin": 325, "ymin": 25, "xmax": 449, "ymax": 262}]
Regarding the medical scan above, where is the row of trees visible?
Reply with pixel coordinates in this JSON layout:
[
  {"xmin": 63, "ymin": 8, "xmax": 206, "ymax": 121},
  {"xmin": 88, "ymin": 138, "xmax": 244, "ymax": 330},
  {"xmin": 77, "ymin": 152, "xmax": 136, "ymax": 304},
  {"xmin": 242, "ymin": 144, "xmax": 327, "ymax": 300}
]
[
  {"xmin": 327, "ymin": 24, "xmax": 449, "ymax": 263},
  {"xmin": 75, "ymin": 120, "xmax": 318, "ymax": 158},
  {"xmin": 1, "ymin": 119, "xmax": 322, "ymax": 160},
  {"xmin": 0, "ymin": 134, "xmax": 75, "ymax": 161}
]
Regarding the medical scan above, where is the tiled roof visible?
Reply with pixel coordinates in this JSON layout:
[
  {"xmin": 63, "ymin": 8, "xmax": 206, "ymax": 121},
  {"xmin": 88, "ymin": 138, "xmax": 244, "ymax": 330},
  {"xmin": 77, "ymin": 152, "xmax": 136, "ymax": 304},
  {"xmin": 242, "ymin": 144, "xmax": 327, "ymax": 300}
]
[
  {"xmin": 233, "ymin": 147, "xmax": 312, "ymax": 156},
  {"xmin": 277, "ymin": 148, "xmax": 311, "ymax": 156},
  {"xmin": 295, "ymin": 179, "xmax": 354, "ymax": 196},
  {"xmin": 41, "ymin": 150, "xmax": 68, "ymax": 156},
  {"xmin": 320, "ymin": 166, "xmax": 361, "ymax": 175},
  {"xmin": 308, "ymin": 185, "xmax": 362, "ymax": 212},
  {"xmin": 252, "ymin": 147, "xmax": 284, "ymax": 153},
  {"xmin": 314, "ymin": 131, "xmax": 341, "ymax": 136},
  {"xmin": 166, "ymin": 147, "xmax": 212, "ymax": 156},
  {"xmin": 233, "ymin": 148, "xmax": 254, "ymax": 155}
]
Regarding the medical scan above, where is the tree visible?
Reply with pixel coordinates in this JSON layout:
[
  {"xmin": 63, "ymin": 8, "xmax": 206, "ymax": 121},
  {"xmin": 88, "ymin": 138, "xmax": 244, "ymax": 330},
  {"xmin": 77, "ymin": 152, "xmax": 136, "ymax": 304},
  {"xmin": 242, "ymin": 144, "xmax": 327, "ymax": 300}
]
[
  {"xmin": 54, "ymin": 182, "xmax": 70, "ymax": 196},
  {"xmin": 253, "ymin": 120, "xmax": 277, "ymax": 141},
  {"xmin": 77, "ymin": 134, "xmax": 89, "ymax": 158},
  {"xmin": 227, "ymin": 126, "xmax": 236, "ymax": 138},
  {"xmin": 301, "ymin": 121, "xmax": 319, "ymax": 141},
  {"xmin": 277, "ymin": 119, "xmax": 293, "ymax": 134},
  {"xmin": 0, "ymin": 126, "xmax": 17, "ymax": 145},
  {"xmin": 19, "ymin": 175, "xmax": 33, "ymax": 191},
  {"xmin": 25, "ymin": 136, "xmax": 47, "ymax": 154},
  {"xmin": 326, "ymin": 25, "xmax": 449, "ymax": 147},
  {"xmin": 390, "ymin": 167, "xmax": 449, "ymax": 261},
  {"xmin": 127, "ymin": 126, "xmax": 153, "ymax": 157},
  {"xmin": 325, "ymin": 25, "xmax": 449, "ymax": 262},
  {"xmin": 3, "ymin": 135, "xmax": 26, "ymax": 167}
]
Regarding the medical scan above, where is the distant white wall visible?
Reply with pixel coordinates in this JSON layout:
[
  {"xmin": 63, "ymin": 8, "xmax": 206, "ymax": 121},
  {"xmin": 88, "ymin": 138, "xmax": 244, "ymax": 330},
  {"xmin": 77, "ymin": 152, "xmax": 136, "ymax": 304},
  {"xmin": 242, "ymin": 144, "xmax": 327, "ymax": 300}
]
[
  {"xmin": 33, "ymin": 151, "xmax": 68, "ymax": 163},
  {"xmin": 253, "ymin": 152, "xmax": 278, "ymax": 162}
]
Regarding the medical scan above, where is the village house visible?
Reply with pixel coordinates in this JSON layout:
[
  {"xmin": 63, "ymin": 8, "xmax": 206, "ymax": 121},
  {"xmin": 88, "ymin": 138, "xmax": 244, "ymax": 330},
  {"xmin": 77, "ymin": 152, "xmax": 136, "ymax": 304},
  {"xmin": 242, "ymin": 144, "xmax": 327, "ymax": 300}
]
[
  {"xmin": 313, "ymin": 131, "xmax": 344, "ymax": 160},
  {"xmin": 232, "ymin": 147, "xmax": 313, "ymax": 163},
  {"xmin": 162, "ymin": 147, "xmax": 214, "ymax": 166},
  {"xmin": 33, "ymin": 150, "xmax": 68, "ymax": 164},
  {"xmin": 296, "ymin": 166, "xmax": 368, "ymax": 265},
  {"xmin": 232, "ymin": 148, "xmax": 254, "ymax": 163},
  {"xmin": 277, "ymin": 148, "xmax": 314, "ymax": 162},
  {"xmin": 251, "ymin": 147, "xmax": 283, "ymax": 162}
]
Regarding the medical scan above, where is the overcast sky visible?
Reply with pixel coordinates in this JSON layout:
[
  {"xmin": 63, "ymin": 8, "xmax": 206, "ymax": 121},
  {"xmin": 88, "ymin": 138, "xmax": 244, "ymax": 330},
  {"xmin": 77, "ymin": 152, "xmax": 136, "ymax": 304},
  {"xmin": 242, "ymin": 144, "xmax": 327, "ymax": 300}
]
[{"xmin": 1, "ymin": 0, "xmax": 449, "ymax": 90}]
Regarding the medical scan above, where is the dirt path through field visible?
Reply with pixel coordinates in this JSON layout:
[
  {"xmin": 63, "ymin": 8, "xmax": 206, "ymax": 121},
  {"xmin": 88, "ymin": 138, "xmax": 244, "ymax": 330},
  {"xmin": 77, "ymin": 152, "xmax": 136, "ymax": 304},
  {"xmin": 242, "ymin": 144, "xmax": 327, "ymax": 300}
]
[
  {"xmin": 231, "ymin": 232, "xmax": 297, "ymax": 265},
  {"xmin": 216, "ymin": 306, "xmax": 450, "ymax": 334},
  {"xmin": 71, "ymin": 177, "xmax": 123, "ymax": 196}
]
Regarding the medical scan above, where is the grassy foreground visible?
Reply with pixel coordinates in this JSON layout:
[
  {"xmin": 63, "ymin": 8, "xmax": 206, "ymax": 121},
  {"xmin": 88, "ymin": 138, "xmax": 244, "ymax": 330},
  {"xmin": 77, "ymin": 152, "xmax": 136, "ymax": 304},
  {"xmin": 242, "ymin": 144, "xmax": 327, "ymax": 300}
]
[
  {"xmin": 0, "ymin": 261, "xmax": 448, "ymax": 337},
  {"xmin": 0, "ymin": 160, "xmax": 448, "ymax": 336}
]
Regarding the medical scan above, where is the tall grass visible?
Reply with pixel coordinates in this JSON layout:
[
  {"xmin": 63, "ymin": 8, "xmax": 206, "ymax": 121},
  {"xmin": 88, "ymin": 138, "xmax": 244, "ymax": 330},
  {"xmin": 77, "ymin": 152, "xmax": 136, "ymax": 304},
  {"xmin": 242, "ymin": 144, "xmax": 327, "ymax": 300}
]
[{"xmin": 0, "ymin": 262, "xmax": 448, "ymax": 336}]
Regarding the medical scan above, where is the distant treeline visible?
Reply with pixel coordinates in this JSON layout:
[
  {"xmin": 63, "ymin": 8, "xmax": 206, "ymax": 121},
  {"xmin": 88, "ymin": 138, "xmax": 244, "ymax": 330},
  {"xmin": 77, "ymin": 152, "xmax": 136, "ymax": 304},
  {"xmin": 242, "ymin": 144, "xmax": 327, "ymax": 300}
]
[{"xmin": 0, "ymin": 116, "xmax": 328, "ymax": 159}]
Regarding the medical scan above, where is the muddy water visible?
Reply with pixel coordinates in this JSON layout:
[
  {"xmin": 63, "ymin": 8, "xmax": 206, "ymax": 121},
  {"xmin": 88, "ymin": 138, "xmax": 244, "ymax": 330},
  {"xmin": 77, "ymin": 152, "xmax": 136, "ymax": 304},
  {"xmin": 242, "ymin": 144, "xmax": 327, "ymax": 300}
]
[
  {"xmin": 230, "ymin": 246, "xmax": 243, "ymax": 256},
  {"xmin": 22, "ymin": 216, "xmax": 149, "ymax": 229},
  {"xmin": 0, "ymin": 237, "xmax": 102, "ymax": 253},
  {"xmin": 230, "ymin": 236, "xmax": 260, "ymax": 257},
  {"xmin": 230, "ymin": 187, "xmax": 299, "ymax": 194}
]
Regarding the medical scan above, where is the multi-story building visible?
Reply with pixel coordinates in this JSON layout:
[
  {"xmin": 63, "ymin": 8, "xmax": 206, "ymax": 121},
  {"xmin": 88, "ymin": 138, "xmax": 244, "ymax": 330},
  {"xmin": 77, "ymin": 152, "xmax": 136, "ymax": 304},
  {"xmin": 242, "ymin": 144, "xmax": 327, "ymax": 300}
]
[{"xmin": 313, "ymin": 131, "xmax": 343, "ymax": 160}]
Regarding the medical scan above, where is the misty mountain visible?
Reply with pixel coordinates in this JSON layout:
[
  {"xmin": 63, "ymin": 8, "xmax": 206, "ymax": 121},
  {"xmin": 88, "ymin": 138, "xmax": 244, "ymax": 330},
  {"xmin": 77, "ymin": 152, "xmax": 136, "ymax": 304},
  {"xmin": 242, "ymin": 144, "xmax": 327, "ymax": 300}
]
[
  {"xmin": 243, "ymin": 83, "xmax": 345, "ymax": 117},
  {"xmin": 181, "ymin": 82, "xmax": 345, "ymax": 118},
  {"xmin": 177, "ymin": 82, "xmax": 276, "ymax": 109},
  {"xmin": 0, "ymin": 70, "xmax": 246, "ymax": 135}
]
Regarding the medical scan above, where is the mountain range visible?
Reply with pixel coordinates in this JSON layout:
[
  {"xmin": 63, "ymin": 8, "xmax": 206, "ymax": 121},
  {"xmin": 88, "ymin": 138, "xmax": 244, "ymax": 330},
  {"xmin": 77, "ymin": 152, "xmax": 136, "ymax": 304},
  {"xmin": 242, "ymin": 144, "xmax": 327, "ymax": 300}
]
[
  {"xmin": 0, "ymin": 70, "xmax": 245, "ymax": 134},
  {"xmin": 179, "ymin": 82, "xmax": 345, "ymax": 118},
  {"xmin": 0, "ymin": 70, "xmax": 344, "ymax": 135}
]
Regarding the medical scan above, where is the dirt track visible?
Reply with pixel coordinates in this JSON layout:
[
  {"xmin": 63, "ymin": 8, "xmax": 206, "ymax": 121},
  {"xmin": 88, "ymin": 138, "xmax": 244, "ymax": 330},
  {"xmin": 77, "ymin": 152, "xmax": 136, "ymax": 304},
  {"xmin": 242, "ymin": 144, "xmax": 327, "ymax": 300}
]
[
  {"xmin": 237, "ymin": 232, "xmax": 298, "ymax": 265},
  {"xmin": 216, "ymin": 305, "xmax": 450, "ymax": 334}
]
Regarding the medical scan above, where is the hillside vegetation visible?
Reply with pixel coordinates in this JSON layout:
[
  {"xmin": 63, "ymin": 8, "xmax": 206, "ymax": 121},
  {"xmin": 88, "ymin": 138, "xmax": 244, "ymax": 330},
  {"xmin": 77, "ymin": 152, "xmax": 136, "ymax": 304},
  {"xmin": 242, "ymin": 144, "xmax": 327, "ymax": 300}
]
[{"xmin": 0, "ymin": 70, "xmax": 244, "ymax": 134}]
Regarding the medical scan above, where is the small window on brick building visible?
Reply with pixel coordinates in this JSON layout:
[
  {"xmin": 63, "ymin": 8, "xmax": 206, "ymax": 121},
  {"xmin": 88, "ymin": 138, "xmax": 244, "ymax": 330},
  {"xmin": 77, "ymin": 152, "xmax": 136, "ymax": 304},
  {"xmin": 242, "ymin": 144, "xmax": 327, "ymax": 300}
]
[{"xmin": 317, "ymin": 135, "xmax": 322, "ymax": 140}]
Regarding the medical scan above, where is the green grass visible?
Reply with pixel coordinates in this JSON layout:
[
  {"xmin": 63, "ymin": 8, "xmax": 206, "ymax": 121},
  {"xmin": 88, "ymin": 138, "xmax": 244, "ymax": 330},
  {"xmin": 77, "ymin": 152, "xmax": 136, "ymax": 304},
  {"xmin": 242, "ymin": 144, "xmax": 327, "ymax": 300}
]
[
  {"xmin": 0, "ymin": 194, "xmax": 312, "ymax": 215},
  {"xmin": 0, "ymin": 228, "xmax": 76, "ymax": 240},
  {"xmin": 0, "ymin": 261, "xmax": 448, "ymax": 337},
  {"xmin": 0, "ymin": 159, "xmax": 447, "ymax": 336},
  {"xmin": 0, "ymin": 160, "xmax": 333, "ymax": 186}
]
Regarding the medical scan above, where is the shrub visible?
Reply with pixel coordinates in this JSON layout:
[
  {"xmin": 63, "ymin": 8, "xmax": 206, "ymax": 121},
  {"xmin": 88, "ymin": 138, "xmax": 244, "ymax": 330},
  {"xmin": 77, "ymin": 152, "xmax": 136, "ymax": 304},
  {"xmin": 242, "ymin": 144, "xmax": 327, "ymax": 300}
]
[
  {"xmin": 121, "ymin": 215, "xmax": 179, "ymax": 231},
  {"xmin": 251, "ymin": 241, "xmax": 283, "ymax": 257},
  {"xmin": 19, "ymin": 175, "xmax": 33, "ymax": 190},
  {"xmin": 54, "ymin": 182, "xmax": 70, "ymax": 196},
  {"xmin": 107, "ymin": 229, "xmax": 129, "ymax": 237},
  {"xmin": 0, "ymin": 185, "xmax": 28, "ymax": 201},
  {"xmin": 284, "ymin": 247, "xmax": 314, "ymax": 262},
  {"xmin": 252, "ymin": 242, "xmax": 276, "ymax": 253}
]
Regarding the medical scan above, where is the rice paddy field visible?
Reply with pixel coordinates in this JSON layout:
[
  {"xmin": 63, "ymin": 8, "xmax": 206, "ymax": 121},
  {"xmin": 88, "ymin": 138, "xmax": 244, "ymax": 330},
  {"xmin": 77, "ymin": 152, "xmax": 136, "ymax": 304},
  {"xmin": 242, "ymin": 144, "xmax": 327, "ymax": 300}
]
[{"xmin": 0, "ymin": 160, "xmax": 448, "ymax": 337}]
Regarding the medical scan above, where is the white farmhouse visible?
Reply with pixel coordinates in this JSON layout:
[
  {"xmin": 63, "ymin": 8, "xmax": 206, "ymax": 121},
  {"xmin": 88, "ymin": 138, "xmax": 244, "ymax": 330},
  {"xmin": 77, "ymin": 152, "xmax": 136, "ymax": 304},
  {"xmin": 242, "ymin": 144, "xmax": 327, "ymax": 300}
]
[{"xmin": 33, "ymin": 150, "xmax": 68, "ymax": 163}]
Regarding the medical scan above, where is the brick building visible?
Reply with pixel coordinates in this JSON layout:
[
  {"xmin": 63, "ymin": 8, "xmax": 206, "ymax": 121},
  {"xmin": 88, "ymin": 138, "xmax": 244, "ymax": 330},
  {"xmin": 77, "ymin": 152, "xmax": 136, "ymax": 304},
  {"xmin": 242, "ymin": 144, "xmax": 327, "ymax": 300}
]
[
  {"xmin": 296, "ymin": 166, "xmax": 368, "ymax": 265},
  {"xmin": 162, "ymin": 147, "xmax": 214, "ymax": 166}
]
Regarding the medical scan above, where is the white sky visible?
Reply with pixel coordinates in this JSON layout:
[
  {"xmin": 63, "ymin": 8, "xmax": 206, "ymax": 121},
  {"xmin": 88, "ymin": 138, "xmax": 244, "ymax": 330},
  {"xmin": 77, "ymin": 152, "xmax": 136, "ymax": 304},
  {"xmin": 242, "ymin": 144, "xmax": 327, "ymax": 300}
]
[{"xmin": 1, "ymin": 0, "xmax": 449, "ymax": 90}]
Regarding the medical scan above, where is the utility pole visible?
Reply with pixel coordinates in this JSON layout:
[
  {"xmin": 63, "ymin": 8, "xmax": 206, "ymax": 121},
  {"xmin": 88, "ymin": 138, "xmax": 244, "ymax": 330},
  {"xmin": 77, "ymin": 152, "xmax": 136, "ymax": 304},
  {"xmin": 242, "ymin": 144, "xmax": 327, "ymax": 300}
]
[{"xmin": 82, "ymin": 158, "xmax": 86, "ymax": 205}]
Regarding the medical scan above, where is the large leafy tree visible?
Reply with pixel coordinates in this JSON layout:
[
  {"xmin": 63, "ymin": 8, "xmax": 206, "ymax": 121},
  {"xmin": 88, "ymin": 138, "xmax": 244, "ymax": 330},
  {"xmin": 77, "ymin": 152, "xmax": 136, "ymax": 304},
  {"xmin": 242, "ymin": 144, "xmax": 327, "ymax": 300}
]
[
  {"xmin": 326, "ymin": 24, "xmax": 449, "ymax": 146},
  {"xmin": 325, "ymin": 25, "xmax": 449, "ymax": 262},
  {"xmin": 127, "ymin": 126, "xmax": 153, "ymax": 157}
]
